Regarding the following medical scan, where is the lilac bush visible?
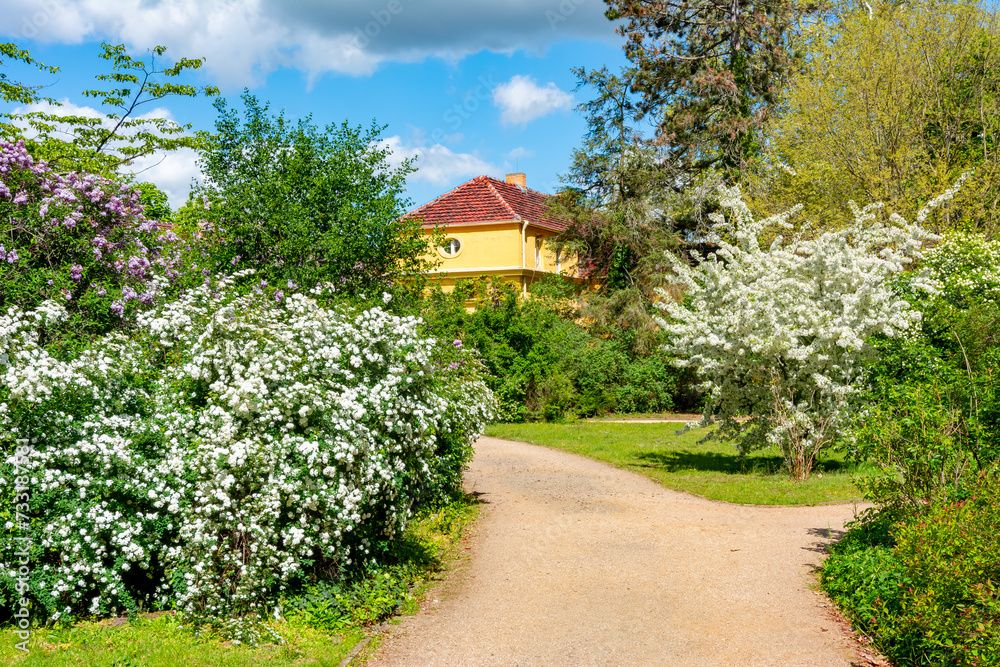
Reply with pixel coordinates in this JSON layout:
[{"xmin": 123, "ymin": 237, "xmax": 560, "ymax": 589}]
[{"xmin": 0, "ymin": 140, "xmax": 186, "ymax": 337}]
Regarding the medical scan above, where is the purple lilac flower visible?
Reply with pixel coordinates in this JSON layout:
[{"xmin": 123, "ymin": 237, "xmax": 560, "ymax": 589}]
[
  {"xmin": 126, "ymin": 256, "xmax": 150, "ymax": 278},
  {"xmin": 0, "ymin": 139, "xmax": 176, "ymax": 313},
  {"xmin": 453, "ymin": 339, "xmax": 463, "ymax": 348},
  {"xmin": 110, "ymin": 301, "xmax": 125, "ymax": 316},
  {"xmin": 274, "ymin": 290, "xmax": 284, "ymax": 302}
]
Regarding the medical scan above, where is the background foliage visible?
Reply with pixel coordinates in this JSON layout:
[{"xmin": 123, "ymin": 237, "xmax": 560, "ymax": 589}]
[
  {"xmin": 195, "ymin": 92, "xmax": 434, "ymax": 301},
  {"xmin": 420, "ymin": 277, "xmax": 693, "ymax": 423}
]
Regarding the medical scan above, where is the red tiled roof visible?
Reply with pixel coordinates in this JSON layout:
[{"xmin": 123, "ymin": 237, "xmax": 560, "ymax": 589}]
[{"xmin": 402, "ymin": 175, "xmax": 568, "ymax": 232}]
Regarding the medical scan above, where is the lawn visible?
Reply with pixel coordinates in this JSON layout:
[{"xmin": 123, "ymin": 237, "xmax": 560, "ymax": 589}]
[
  {"xmin": 0, "ymin": 614, "xmax": 362, "ymax": 667},
  {"xmin": 0, "ymin": 498, "xmax": 480, "ymax": 667},
  {"xmin": 484, "ymin": 422, "xmax": 872, "ymax": 505}
]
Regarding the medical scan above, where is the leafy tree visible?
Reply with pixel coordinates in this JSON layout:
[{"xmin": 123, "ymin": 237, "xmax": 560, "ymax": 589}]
[
  {"xmin": 196, "ymin": 91, "xmax": 433, "ymax": 297},
  {"xmin": 135, "ymin": 181, "xmax": 171, "ymax": 221},
  {"xmin": 553, "ymin": 66, "xmax": 676, "ymax": 283},
  {"xmin": 550, "ymin": 66, "xmax": 705, "ymax": 354},
  {"xmin": 2, "ymin": 42, "xmax": 217, "ymax": 177},
  {"xmin": 761, "ymin": 0, "xmax": 1000, "ymax": 234},
  {"xmin": 0, "ymin": 43, "xmax": 57, "ymax": 106},
  {"xmin": 604, "ymin": 0, "xmax": 816, "ymax": 179},
  {"xmin": 554, "ymin": 0, "xmax": 818, "ymax": 348},
  {"xmin": 168, "ymin": 193, "xmax": 212, "ymax": 240},
  {"xmin": 656, "ymin": 181, "xmax": 960, "ymax": 479}
]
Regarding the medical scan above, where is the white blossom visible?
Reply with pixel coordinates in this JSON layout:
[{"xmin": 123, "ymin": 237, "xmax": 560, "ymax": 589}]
[
  {"xmin": 656, "ymin": 185, "xmax": 942, "ymax": 478},
  {"xmin": 0, "ymin": 271, "xmax": 494, "ymax": 631}
]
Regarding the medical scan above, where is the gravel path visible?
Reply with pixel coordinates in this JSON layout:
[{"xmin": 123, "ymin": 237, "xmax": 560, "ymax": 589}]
[{"xmin": 369, "ymin": 437, "xmax": 865, "ymax": 666}]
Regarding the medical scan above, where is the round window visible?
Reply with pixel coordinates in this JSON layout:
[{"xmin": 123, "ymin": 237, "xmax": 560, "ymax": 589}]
[{"xmin": 440, "ymin": 237, "xmax": 462, "ymax": 258}]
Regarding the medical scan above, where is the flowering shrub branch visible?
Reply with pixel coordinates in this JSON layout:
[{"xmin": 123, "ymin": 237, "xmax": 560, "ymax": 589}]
[
  {"xmin": 0, "ymin": 140, "xmax": 188, "ymax": 338},
  {"xmin": 655, "ymin": 183, "xmax": 958, "ymax": 479},
  {"xmin": 0, "ymin": 271, "xmax": 493, "ymax": 640}
]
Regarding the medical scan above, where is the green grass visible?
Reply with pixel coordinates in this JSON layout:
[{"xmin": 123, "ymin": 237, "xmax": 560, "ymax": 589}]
[
  {"xmin": 0, "ymin": 614, "xmax": 361, "ymax": 667},
  {"xmin": 485, "ymin": 422, "xmax": 873, "ymax": 505},
  {"xmin": 0, "ymin": 497, "xmax": 481, "ymax": 667},
  {"xmin": 585, "ymin": 411, "xmax": 702, "ymax": 420}
]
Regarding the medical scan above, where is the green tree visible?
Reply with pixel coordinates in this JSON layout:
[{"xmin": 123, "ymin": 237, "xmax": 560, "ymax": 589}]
[
  {"xmin": 761, "ymin": 0, "xmax": 1000, "ymax": 234},
  {"xmin": 2, "ymin": 42, "xmax": 217, "ymax": 177},
  {"xmin": 196, "ymin": 91, "xmax": 433, "ymax": 297},
  {"xmin": 604, "ymin": 0, "xmax": 816, "ymax": 179},
  {"xmin": 553, "ymin": 66, "xmax": 677, "ymax": 286},
  {"xmin": 0, "ymin": 43, "xmax": 57, "ymax": 106},
  {"xmin": 551, "ymin": 66, "xmax": 725, "ymax": 354},
  {"xmin": 135, "ymin": 181, "xmax": 171, "ymax": 221}
]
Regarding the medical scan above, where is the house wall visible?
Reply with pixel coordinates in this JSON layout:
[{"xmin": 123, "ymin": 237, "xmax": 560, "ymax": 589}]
[
  {"xmin": 422, "ymin": 221, "xmax": 579, "ymax": 295},
  {"xmin": 525, "ymin": 228, "xmax": 578, "ymax": 277},
  {"xmin": 423, "ymin": 221, "xmax": 522, "ymax": 272}
]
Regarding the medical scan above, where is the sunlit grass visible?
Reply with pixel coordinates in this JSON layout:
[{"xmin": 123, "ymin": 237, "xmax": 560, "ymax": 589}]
[
  {"xmin": 0, "ymin": 613, "xmax": 361, "ymax": 667},
  {"xmin": 485, "ymin": 422, "xmax": 873, "ymax": 505}
]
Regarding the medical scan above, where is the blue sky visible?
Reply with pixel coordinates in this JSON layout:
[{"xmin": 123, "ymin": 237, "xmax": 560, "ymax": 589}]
[{"xmin": 0, "ymin": 0, "xmax": 629, "ymax": 211}]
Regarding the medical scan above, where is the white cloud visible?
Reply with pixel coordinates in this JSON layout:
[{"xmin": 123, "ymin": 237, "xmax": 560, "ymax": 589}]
[
  {"xmin": 504, "ymin": 146, "xmax": 535, "ymax": 160},
  {"xmin": 381, "ymin": 135, "xmax": 496, "ymax": 187},
  {"xmin": 15, "ymin": 99, "xmax": 177, "ymax": 126},
  {"xmin": 130, "ymin": 148, "xmax": 201, "ymax": 209},
  {"xmin": 0, "ymin": 0, "xmax": 615, "ymax": 87},
  {"xmin": 492, "ymin": 75, "xmax": 574, "ymax": 126}
]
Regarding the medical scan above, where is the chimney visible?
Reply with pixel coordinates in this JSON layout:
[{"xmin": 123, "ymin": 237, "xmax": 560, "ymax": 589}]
[{"xmin": 505, "ymin": 172, "xmax": 526, "ymax": 190}]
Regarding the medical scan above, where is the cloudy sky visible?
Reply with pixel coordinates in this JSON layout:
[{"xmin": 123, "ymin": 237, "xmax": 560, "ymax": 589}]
[{"xmin": 0, "ymin": 0, "xmax": 629, "ymax": 210}]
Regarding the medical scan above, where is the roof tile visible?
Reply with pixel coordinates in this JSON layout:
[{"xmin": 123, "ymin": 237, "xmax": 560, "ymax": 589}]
[{"xmin": 402, "ymin": 175, "xmax": 568, "ymax": 232}]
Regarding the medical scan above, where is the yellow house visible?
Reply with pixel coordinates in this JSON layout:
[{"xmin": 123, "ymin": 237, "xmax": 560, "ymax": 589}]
[{"xmin": 403, "ymin": 173, "xmax": 578, "ymax": 295}]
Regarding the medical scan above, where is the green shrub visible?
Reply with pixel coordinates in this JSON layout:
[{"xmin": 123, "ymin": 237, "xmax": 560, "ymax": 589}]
[
  {"xmin": 822, "ymin": 470, "xmax": 1000, "ymax": 666},
  {"xmin": 614, "ymin": 350, "xmax": 679, "ymax": 414},
  {"xmin": 890, "ymin": 469, "xmax": 1000, "ymax": 666},
  {"xmin": 853, "ymin": 381, "xmax": 977, "ymax": 510},
  {"xmin": 420, "ymin": 277, "xmax": 691, "ymax": 422},
  {"xmin": 853, "ymin": 234, "xmax": 1000, "ymax": 510}
]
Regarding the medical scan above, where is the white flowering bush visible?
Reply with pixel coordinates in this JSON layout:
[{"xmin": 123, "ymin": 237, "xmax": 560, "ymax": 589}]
[
  {"xmin": 0, "ymin": 271, "xmax": 493, "ymax": 635},
  {"xmin": 920, "ymin": 232, "xmax": 1000, "ymax": 306},
  {"xmin": 655, "ymin": 183, "xmax": 959, "ymax": 479}
]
